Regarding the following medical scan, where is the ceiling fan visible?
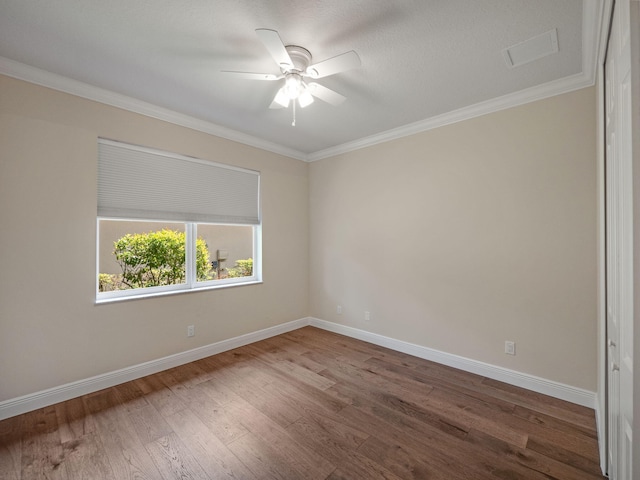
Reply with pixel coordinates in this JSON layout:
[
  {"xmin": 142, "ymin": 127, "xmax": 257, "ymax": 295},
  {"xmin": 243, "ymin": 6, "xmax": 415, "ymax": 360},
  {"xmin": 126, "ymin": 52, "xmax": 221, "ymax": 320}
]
[{"xmin": 222, "ymin": 29, "xmax": 361, "ymax": 124}]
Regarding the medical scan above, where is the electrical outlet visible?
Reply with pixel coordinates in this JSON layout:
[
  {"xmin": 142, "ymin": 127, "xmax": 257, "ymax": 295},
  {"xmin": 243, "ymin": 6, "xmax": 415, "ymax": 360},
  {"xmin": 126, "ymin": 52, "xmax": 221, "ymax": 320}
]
[
  {"xmin": 364, "ymin": 311, "xmax": 371, "ymax": 322},
  {"xmin": 187, "ymin": 325, "xmax": 195, "ymax": 337},
  {"xmin": 505, "ymin": 340, "xmax": 515, "ymax": 355},
  {"xmin": 337, "ymin": 305, "xmax": 343, "ymax": 314}
]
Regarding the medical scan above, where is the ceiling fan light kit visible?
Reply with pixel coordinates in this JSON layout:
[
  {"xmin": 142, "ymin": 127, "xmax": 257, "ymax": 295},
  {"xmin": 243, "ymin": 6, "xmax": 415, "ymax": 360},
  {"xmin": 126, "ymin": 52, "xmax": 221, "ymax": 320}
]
[
  {"xmin": 297, "ymin": 89, "xmax": 314, "ymax": 108},
  {"xmin": 222, "ymin": 28, "xmax": 360, "ymax": 125}
]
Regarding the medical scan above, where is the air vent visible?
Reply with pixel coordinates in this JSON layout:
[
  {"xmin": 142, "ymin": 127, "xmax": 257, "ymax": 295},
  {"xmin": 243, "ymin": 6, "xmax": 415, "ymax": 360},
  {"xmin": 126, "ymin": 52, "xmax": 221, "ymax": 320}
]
[{"xmin": 502, "ymin": 29, "xmax": 558, "ymax": 68}]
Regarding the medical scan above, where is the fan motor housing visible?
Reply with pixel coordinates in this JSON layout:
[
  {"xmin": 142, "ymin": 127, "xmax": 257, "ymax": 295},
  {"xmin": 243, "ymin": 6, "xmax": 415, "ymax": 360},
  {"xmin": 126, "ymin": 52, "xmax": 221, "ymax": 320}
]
[{"xmin": 284, "ymin": 45, "xmax": 312, "ymax": 72}]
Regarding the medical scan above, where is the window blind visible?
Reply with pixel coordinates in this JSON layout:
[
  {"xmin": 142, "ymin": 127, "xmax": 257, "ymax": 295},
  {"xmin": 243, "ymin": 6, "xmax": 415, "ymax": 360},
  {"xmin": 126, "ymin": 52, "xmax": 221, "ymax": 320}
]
[{"xmin": 98, "ymin": 139, "xmax": 260, "ymax": 225}]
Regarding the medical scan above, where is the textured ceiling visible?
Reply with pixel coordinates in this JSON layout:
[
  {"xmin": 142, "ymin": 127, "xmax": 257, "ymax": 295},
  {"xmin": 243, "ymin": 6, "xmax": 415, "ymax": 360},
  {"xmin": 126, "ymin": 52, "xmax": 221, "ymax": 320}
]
[{"xmin": 0, "ymin": 1, "xmax": 598, "ymax": 160}]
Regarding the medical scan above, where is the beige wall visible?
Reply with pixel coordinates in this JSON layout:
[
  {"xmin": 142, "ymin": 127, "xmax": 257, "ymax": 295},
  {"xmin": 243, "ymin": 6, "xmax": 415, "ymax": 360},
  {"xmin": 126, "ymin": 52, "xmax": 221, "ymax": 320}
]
[
  {"xmin": 309, "ymin": 87, "xmax": 598, "ymax": 390},
  {"xmin": 0, "ymin": 72, "xmax": 598, "ymax": 402},
  {"xmin": 0, "ymin": 75, "xmax": 309, "ymax": 401}
]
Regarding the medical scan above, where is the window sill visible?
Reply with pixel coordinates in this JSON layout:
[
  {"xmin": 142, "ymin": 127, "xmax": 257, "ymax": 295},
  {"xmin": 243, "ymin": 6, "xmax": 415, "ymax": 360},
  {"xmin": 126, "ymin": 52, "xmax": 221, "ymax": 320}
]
[{"xmin": 95, "ymin": 279, "xmax": 263, "ymax": 305}]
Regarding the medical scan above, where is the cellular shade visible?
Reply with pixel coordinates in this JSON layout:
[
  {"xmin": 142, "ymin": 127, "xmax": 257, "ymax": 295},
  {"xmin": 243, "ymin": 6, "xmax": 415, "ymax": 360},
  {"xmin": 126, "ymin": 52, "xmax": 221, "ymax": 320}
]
[{"xmin": 98, "ymin": 139, "xmax": 260, "ymax": 224}]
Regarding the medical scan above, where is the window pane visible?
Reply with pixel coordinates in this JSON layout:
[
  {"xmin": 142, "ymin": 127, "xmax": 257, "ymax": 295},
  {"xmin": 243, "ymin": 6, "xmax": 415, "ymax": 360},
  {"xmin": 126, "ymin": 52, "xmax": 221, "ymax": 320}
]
[
  {"xmin": 196, "ymin": 224, "xmax": 254, "ymax": 282},
  {"xmin": 99, "ymin": 220, "xmax": 186, "ymax": 292}
]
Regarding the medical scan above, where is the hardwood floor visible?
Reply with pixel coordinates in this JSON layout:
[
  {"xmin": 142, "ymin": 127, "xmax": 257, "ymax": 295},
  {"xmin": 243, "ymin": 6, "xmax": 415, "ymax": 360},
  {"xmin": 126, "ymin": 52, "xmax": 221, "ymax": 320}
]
[{"xmin": 0, "ymin": 326, "xmax": 605, "ymax": 479}]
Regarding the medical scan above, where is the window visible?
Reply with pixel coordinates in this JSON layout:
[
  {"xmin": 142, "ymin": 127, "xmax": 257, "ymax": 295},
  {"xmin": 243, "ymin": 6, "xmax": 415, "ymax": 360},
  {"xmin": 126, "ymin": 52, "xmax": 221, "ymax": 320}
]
[{"xmin": 96, "ymin": 139, "xmax": 261, "ymax": 302}]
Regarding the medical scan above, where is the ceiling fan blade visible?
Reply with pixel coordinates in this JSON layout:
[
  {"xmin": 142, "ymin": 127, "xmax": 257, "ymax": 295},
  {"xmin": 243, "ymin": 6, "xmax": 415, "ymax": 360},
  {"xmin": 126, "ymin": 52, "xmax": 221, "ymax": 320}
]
[
  {"xmin": 306, "ymin": 50, "xmax": 361, "ymax": 78},
  {"xmin": 256, "ymin": 29, "xmax": 294, "ymax": 70},
  {"xmin": 307, "ymin": 82, "xmax": 346, "ymax": 106},
  {"xmin": 221, "ymin": 71, "xmax": 282, "ymax": 80}
]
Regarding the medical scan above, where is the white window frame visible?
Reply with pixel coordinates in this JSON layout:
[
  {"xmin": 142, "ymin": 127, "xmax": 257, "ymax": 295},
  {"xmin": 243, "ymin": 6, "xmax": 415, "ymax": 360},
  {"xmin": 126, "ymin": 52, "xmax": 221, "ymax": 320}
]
[
  {"xmin": 96, "ymin": 139, "xmax": 262, "ymax": 303},
  {"xmin": 96, "ymin": 219, "xmax": 262, "ymax": 303}
]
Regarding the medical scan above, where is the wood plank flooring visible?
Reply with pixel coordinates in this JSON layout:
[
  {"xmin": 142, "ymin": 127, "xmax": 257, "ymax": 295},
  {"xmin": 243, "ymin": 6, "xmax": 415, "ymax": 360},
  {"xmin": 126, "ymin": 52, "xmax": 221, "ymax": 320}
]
[{"xmin": 0, "ymin": 326, "xmax": 605, "ymax": 479}]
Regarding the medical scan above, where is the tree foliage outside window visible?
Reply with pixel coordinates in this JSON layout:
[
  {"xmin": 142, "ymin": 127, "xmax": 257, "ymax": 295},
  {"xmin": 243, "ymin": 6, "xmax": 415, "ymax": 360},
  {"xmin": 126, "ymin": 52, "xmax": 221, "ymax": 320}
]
[
  {"xmin": 227, "ymin": 258, "xmax": 253, "ymax": 278},
  {"xmin": 98, "ymin": 228, "xmax": 255, "ymax": 293},
  {"xmin": 108, "ymin": 229, "xmax": 211, "ymax": 289}
]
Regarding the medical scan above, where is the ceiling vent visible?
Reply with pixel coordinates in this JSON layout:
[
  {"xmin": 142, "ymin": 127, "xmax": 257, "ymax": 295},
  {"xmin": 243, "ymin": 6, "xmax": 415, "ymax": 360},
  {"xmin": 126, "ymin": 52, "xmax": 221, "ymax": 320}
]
[{"xmin": 502, "ymin": 29, "xmax": 558, "ymax": 68}]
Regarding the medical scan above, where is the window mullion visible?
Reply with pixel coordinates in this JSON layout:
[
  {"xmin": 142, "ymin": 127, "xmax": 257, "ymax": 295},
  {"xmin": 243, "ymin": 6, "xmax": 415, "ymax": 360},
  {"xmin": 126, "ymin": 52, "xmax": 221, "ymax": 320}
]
[{"xmin": 185, "ymin": 223, "xmax": 196, "ymax": 287}]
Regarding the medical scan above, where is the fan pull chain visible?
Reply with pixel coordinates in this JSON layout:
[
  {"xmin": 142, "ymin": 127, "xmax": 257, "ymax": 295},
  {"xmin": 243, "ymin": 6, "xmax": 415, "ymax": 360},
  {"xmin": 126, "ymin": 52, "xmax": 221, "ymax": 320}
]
[{"xmin": 292, "ymin": 100, "xmax": 296, "ymax": 126}]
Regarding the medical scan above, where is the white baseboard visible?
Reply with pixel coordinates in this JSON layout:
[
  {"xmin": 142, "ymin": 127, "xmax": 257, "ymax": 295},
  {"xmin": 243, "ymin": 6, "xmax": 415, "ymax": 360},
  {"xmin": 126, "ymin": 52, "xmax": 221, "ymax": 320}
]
[
  {"xmin": 0, "ymin": 317, "xmax": 308, "ymax": 421},
  {"xmin": 309, "ymin": 318, "xmax": 597, "ymax": 409},
  {"xmin": 0, "ymin": 316, "xmax": 597, "ymax": 421}
]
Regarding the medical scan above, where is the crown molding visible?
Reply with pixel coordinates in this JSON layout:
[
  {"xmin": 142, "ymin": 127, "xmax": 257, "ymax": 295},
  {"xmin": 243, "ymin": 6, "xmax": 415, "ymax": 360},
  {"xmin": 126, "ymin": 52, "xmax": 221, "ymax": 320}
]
[
  {"xmin": 306, "ymin": 72, "xmax": 594, "ymax": 161},
  {"xmin": 0, "ymin": 57, "xmax": 308, "ymax": 162},
  {"xmin": 307, "ymin": 0, "xmax": 603, "ymax": 162},
  {"xmin": 0, "ymin": 0, "xmax": 602, "ymax": 164}
]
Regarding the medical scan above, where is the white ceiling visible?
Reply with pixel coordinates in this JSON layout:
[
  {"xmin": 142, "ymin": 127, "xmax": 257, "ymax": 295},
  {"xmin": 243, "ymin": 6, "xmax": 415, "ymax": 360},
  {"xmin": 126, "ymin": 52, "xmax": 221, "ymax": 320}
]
[{"xmin": 0, "ymin": 1, "xmax": 603, "ymax": 161}]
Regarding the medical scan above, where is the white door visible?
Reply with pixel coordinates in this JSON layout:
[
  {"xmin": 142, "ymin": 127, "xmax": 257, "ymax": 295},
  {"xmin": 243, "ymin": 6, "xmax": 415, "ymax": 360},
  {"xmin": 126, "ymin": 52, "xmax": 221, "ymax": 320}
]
[{"xmin": 604, "ymin": 0, "xmax": 634, "ymax": 478}]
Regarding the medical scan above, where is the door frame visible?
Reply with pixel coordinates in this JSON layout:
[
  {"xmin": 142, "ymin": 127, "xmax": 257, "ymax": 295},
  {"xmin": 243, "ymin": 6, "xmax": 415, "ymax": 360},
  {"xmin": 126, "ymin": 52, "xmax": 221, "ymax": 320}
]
[
  {"xmin": 597, "ymin": 0, "xmax": 639, "ymax": 477},
  {"xmin": 596, "ymin": 0, "xmax": 614, "ymax": 474}
]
